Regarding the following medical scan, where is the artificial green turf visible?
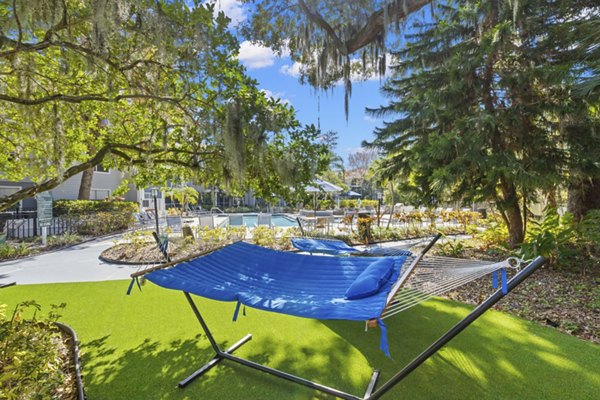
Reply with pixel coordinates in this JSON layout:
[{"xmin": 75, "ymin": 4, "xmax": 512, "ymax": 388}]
[{"xmin": 1, "ymin": 280, "xmax": 598, "ymax": 399}]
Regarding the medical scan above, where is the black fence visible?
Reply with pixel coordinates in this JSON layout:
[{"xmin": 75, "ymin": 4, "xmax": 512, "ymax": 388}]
[{"xmin": 1, "ymin": 211, "xmax": 82, "ymax": 239}]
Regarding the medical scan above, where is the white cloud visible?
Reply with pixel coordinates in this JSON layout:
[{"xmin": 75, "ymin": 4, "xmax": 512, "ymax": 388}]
[
  {"xmin": 238, "ymin": 41, "xmax": 278, "ymax": 69},
  {"xmin": 279, "ymin": 62, "xmax": 303, "ymax": 78},
  {"xmin": 261, "ymin": 89, "xmax": 291, "ymax": 105},
  {"xmin": 213, "ymin": 0, "xmax": 245, "ymax": 26}
]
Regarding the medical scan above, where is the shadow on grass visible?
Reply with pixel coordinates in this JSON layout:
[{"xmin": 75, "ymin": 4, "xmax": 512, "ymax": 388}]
[
  {"xmin": 78, "ymin": 291, "xmax": 599, "ymax": 400},
  {"xmin": 81, "ymin": 321, "xmax": 368, "ymax": 399},
  {"xmin": 323, "ymin": 298, "xmax": 600, "ymax": 399}
]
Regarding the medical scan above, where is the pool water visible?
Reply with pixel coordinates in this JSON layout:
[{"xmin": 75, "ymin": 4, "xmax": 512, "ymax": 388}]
[{"xmin": 229, "ymin": 214, "xmax": 298, "ymax": 228}]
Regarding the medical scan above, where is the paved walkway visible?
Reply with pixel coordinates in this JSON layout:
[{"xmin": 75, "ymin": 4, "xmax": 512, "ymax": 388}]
[{"xmin": 0, "ymin": 237, "xmax": 141, "ymax": 285}]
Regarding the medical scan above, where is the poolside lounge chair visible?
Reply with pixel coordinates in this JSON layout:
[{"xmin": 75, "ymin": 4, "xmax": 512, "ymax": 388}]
[
  {"xmin": 257, "ymin": 213, "xmax": 272, "ymax": 228},
  {"xmin": 129, "ymin": 236, "xmax": 545, "ymax": 400},
  {"xmin": 198, "ymin": 215, "xmax": 215, "ymax": 229},
  {"xmin": 133, "ymin": 213, "xmax": 148, "ymax": 226},
  {"xmin": 228, "ymin": 214, "xmax": 244, "ymax": 227},
  {"xmin": 166, "ymin": 216, "xmax": 182, "ymax": 232},
  {"xmin": 291, "ymin": 237, "xmax": 414, "ymax": 257}
]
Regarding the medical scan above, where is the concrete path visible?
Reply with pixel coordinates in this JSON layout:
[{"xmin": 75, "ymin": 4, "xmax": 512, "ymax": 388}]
[{"xmin": 0, "ymin": 237, "xmax": 141, "ymax": 285}]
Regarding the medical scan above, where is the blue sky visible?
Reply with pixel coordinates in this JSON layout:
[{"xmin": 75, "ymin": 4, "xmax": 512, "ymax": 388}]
[
  {"xmin": 209, "ymin": 0, "xmax": 391, "ymax": 163},
  {"xmin": 244, "ymin": 57, "xmax": 388, "ymax": 162}
]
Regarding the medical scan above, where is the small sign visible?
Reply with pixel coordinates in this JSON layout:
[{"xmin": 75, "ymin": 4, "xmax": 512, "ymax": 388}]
[{"xmin": 36, "ymin": 191, "xmax": 53, "ymax": 227}]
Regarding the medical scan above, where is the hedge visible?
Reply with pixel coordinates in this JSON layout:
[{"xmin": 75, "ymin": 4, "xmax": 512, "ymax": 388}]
[
  {"xmin": 339, "ymin": 199, "xmax": 379, "ymax": 209},
  {"xmin": 54, "ymin": 200, "xmax": 139, "ymax": 214},
  {"xmin": 53, "ymin": 200, "xmax": 138, "ymax": 236}
]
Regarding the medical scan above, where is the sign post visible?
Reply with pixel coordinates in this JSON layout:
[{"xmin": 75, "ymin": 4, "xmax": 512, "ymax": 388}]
[{"xmin": 36, "ymin": 192, "xmax": 53, "ymax": 246}]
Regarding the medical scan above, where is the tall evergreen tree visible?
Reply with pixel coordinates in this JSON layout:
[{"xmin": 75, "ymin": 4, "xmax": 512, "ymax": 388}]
[{"xmin": 366, "ymin": 0, "xmax": 600, "ymax": 247}]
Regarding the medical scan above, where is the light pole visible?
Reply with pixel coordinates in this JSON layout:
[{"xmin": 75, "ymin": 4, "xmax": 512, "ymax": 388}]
[{"xmin": 151, "ymin": 188, "xmax": 160, "ymax": 235}]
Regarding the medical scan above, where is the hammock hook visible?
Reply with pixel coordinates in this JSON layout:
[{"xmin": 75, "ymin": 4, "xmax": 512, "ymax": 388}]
[
  {"xmin": 506, "ymin": 257, "xmax": 524, "ymax": 270},
  {"xmin": 507, "ymin": 257, "xmax": 532, "ymax": 271}
]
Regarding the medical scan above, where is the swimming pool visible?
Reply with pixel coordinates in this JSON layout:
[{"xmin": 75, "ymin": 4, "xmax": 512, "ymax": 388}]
[{"xmin": 222, "ymin": 214, "xmax": 298, "ymax": 228}]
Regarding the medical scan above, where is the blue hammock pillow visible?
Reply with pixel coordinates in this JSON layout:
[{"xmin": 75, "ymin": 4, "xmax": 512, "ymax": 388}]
[{"xmin": 345, "ymin": 258, "xmax": 395, "ymax": 300}]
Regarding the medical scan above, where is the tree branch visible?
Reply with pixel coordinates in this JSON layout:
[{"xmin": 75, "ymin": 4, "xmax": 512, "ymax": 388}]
[
  {"xmin": 43, "ymin": 0, "xmax": 69, "ymax": 41},
  {"xmin": 12, "ymin": 0, "xmax": 22, "ymax": 50},
  {"xmin": 295, "ymin": 0, "xmax": 431, "ymax": 56},
  {"xmin": 346, "ymin": 0, "xmax": 431, "ymax": 53},
  {"xmin": 297, "ymin": 0, "xmax": 346, "ymax": 54},
  {"xmin": 0, "ymin": 92, "xmax": 186, "ymax": 106},
  {"xmin": 0, "ymin": 144, "xmax": 112, "ymax": 211},
  {"xmin": 0, "ymin": 141, "xmax": 221, "ymax": 211}
]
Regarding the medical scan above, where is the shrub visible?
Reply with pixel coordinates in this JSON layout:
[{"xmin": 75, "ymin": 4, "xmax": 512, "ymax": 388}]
[
  {"xmin": 0, "ymin": 301, "xmax": 69, "ymax": 399},
  {"xmin": 437, "ymin": 237, "xmax": 465, "ymax": 257},
  {"xmin": 361, "ymin": 199, "xmax": 379, "ymax": 209},
  {"xmin": 318, "ymin": 199, "xmax": 334, "ymax": 210},
  {"xmin": 339, "ymin": 199, "xmax": 357, "ymax": 209},
  {"xmin": 225, "ymin": 226, "xmax": 247, "ymax": 241},
  {"xmin": 578, "ymin": 210, "xmax": 600, "ymax": 249},
  {"xmin": 195, "ymin": 226, "xmax": 227, "ymax": 244},
  {"xmin": 454, "ymin": 211, "xmax": 480, "ymax": 231},
  {"xmin": 478, "ymin": 213, "xmax": 509, "ymax": 249},
  {"xmin": 53, "ymin": 200, "xmax": 137, "ymax": 236},
  {"xmin": 252, "ymin": 226, "xmax": 278, "ymax": 247},
  {"xmin": 339, "ymin": 199, "xmax": 379, "ymax": 210},
  {"xmin": 75, "ymin": 211, "xmax": 135, "ymax": 236},
  {"xmin": 46, "ymin": 233, "xmax": 80, "ymax": 248},
  {"xmin": 166, "ymin": 208, "xmax": 179, "ymax": 216},
  {"xmin": 54, "ymin": 199, "xmax": 139, "ymax": 214},
  {"xmin": 357, "ymin": 217, "xmax": 375, "ymax": 244},
  {"xmin": 519, "ymin": 207, "xmax": 577, "ymax": 266},
  {"xmin": 121, "ymin": 230, "xmax": 154, "ymax": 250},
  {"xmin": 0, "ymin": 242, "xmax": 30, "ymax": 260},
  {"xmin": 278, "ymin": 227, "xmax": 302, "ymax": 250}
]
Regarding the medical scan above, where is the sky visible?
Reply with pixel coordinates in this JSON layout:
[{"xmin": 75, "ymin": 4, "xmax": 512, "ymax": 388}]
[{"xmin": 211, "ymin": 0, "xmax": 392, "ymax": 163}]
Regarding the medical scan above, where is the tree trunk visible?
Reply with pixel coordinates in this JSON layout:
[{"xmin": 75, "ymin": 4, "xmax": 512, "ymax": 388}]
[
  {"xmin": 499, "ymin": 180, "xmax": 524, "ymax": 248},
  {"xmin": 545, "ymin": 188, "xmax": 557, "ymax": 209},
  {"xmin": 568, "ymin": 178, "xmax": 600, "ymax": 221},
  {"xmin": 78, "ymin": 168, "xmax": 94, "ymax": 200},
  {"xmin": 386, "ymin": 181, "xmax": 395, "ymax": 230}
]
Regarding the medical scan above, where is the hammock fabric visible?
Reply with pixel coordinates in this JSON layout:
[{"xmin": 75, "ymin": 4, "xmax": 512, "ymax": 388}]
[
  {"xmin": 292, "ymin": 237, "xmax": 413, "ymax": 257},
  {"xmin": 145, "ymin": 241, "xmax": 408, "ymax": 322}
]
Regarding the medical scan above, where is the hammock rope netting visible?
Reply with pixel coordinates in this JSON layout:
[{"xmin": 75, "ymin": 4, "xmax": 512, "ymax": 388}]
[{"xmin": 381, "ymin": 256, "xmax": 519, "ymax": 319}]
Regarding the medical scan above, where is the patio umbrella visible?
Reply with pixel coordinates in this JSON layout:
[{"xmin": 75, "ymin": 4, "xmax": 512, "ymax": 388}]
[
  {"xmin": 305, "ymin": 179, "xmax": 343, "ymax": 213},
  {"xmin": 345, "ymin": 190, "xmax": 362, "ymax": 198}
]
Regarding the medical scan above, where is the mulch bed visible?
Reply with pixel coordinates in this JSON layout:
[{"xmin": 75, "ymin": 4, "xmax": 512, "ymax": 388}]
[
  {"xmin": 446, "ymin": 266, "xmax": 599, "ymax": 344},
  {"xmin": 430, "ymin": 244, "xmax": 600, "ymax": 344},
  {"xmin": 100, "ymin": 240, "xmax": 242, "ymax": 265},
  {"xmin": 54, "ymin": 327, "xmax": 80, "ymax": 400},
  {"xmin": 100, "ymin": 243, "xmax": 167, "ymax": 264}
]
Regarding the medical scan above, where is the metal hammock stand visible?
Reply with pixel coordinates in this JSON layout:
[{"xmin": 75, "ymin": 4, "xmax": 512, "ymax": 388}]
[{"xmin": 130, "ymin": 234, "xmax": 545, "ymax": 400}]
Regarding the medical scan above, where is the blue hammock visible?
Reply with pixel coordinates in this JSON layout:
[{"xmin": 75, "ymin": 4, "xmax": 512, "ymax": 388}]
[
  {"xmin": 132, "ymin": 237, "xmax": 545, "ymax": 399},
  {"xmin": 292, "ymin": 237, "xmax": 413, "ymax": 257},
  {"xmin": 145, "ymin": 241, "xmax": 408, "ymax": 322}
]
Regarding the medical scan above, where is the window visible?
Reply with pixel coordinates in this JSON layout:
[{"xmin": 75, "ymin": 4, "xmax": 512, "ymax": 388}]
[
  {"xmin": 94, "ymin": 165, "xmax": 109, "ymax": 173},
  {"xmin": 91, "ymin": 189, "xmax": 111, "ymax": 200},
  {"xmin": 143, "ymin": 188, "xmax": 162, "ymax": 199}
]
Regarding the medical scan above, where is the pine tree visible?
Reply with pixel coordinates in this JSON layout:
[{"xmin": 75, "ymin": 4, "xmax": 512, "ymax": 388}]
[{"xmin": 366, "ymin": 0, "xmax": 600, "ymax": 247}]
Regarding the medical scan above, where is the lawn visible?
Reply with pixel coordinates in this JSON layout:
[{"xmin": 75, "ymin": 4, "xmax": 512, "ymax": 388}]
[{"xmin": 1, "ymin": 280, "xmax": 599, "ymax": 400}]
